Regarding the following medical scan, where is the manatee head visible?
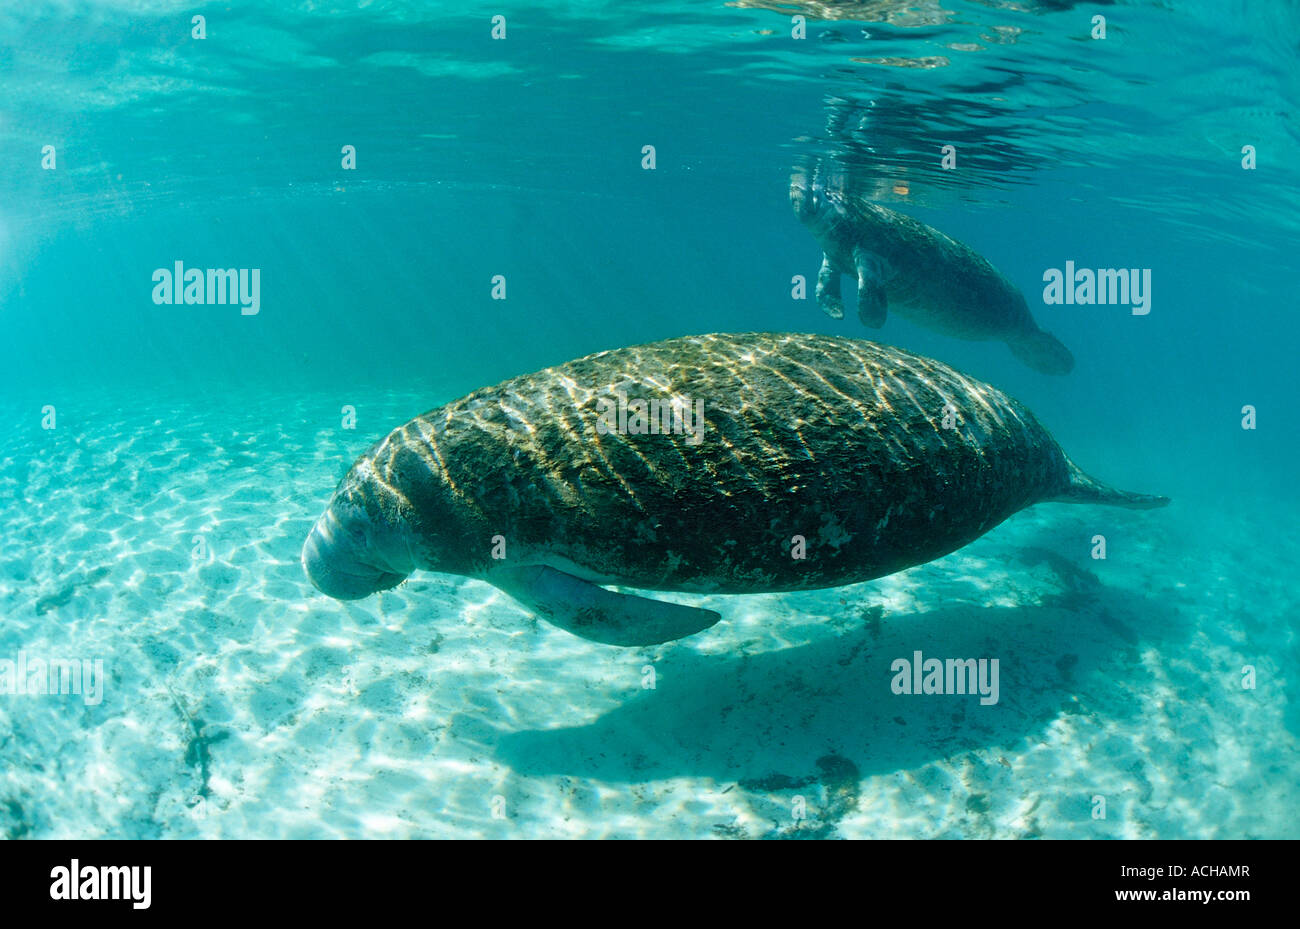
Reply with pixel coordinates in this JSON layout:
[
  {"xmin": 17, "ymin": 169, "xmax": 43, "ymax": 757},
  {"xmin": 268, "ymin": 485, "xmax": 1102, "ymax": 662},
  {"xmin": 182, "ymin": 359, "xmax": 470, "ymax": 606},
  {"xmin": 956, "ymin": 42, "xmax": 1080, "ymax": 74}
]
[
  {"xmin": 302, "ymin": 472, "xmax": 416, "ymax": 600},
  {"xmin": 789, "ymin": 173, "xmax": 848, "ymax": 238}
]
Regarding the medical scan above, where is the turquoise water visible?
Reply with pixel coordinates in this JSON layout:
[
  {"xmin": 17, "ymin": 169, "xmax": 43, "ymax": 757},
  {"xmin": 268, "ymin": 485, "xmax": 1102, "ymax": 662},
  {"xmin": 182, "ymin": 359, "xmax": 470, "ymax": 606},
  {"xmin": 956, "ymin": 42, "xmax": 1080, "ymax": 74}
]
[{"xmin": 1, "ymin": 1, "xmax": 1296, "ymax": 838}]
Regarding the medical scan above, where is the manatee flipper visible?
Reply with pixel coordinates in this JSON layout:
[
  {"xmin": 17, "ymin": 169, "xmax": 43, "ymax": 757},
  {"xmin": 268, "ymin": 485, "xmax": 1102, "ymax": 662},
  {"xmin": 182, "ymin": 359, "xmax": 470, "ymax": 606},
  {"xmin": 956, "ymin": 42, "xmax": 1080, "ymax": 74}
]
[
  {"xmin": 491, "ymin": 565, "xmax": 722, "ymax": 647},
  {"xmin": 1047, "ymin": 459, "xmax": 1170, "ymax": 510},
  {"xmin": 815, "ymin": 254, "xmax": 845, "ymax": 319},
  {"xmin": 853, "ymin": 246, "xmax": 888, "ymax": 327},
  {"xmin": 1007, "ymin": 327, "xmax": 1075, "ymax": 376}
]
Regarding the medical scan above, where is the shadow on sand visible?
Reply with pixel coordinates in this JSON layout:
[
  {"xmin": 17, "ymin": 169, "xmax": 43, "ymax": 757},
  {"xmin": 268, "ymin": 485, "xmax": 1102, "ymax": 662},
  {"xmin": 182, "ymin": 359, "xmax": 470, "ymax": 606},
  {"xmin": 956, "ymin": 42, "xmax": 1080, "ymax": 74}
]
[{"xmin": 482, "ymin": 548, "xmax": 1187, "ymax": 807}]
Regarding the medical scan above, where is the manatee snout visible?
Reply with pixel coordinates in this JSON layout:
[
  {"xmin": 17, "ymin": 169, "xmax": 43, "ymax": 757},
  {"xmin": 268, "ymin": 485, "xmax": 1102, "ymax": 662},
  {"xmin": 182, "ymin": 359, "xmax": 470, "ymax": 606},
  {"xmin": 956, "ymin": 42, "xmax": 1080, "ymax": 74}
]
[
  {"xmin": 302, "ymin": 504, "xmax": 408, "ymax": 600},
  {"xmin": 791, "ymin": 179, "xmax": 853, "ymax": 245},
  {"xmin": 790, "ymin": 178, "xmax": 829, "ymax": 225}
]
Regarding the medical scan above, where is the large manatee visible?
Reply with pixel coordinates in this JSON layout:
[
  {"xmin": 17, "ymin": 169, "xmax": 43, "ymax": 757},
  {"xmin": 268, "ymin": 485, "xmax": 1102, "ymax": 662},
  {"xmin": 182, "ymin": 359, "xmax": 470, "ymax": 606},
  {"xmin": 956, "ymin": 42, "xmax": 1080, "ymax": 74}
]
[{"xmin": 302, "ymin": 332, "xmax": 1165, "ymax": 646}]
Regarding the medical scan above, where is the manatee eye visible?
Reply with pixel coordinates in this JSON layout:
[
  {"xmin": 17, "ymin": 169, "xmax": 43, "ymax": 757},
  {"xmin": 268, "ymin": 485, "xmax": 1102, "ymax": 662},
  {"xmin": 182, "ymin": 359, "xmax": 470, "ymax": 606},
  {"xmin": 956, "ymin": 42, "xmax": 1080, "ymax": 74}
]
[{"xmin": 343, "ymin": 521, "xmax": 369, "ymax": 548}]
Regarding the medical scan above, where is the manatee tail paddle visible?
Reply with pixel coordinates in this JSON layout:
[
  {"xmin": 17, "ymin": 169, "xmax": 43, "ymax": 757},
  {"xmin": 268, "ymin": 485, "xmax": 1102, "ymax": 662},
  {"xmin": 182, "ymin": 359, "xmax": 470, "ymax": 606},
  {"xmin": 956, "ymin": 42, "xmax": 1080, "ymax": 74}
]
[
  {"xmin": 1008, "ymin": 327, "xmax": 1075, "ymax": 375},
  {"xmin": 1048, "ymin": 459, "xmax": 1170, "ymax": 510}
]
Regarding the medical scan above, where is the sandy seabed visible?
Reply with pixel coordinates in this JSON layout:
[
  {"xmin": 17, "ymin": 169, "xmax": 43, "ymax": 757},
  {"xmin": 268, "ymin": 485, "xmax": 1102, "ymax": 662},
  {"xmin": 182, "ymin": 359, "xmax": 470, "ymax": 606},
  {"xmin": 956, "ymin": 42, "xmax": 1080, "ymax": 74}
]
[{"xmin": 0, "ymin": 390, "xmax": 1295, "ymax": 839}]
